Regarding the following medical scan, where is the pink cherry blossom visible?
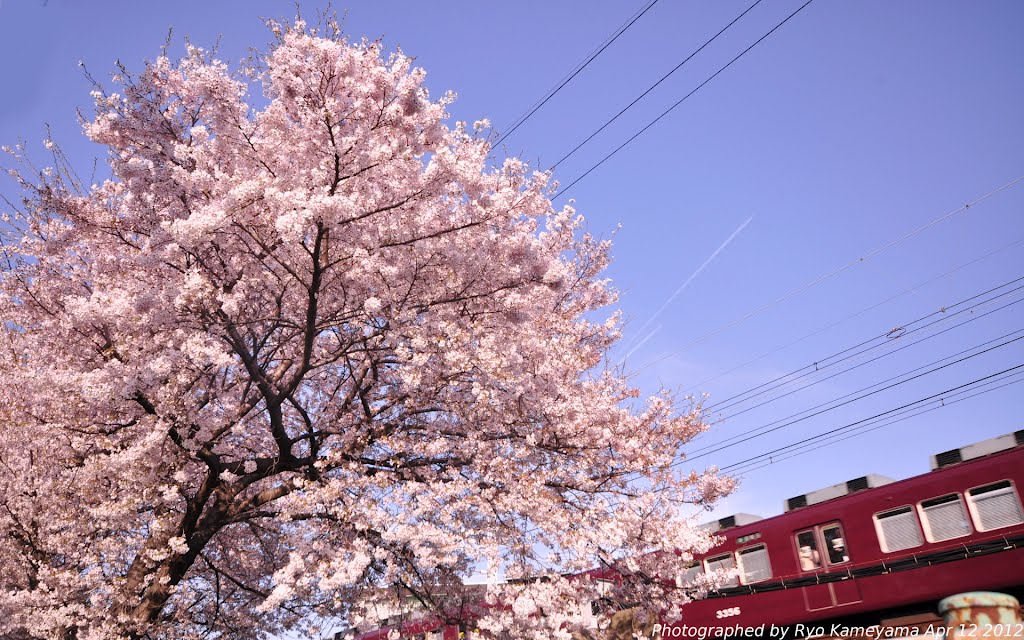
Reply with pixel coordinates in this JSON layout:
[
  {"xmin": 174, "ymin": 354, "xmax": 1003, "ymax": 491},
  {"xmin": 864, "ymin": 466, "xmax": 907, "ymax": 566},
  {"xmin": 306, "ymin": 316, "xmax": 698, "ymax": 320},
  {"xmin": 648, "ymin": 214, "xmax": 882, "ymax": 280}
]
[{"xmin": 0, "ymin": 17, "xmax": 732, "ymax": 640}]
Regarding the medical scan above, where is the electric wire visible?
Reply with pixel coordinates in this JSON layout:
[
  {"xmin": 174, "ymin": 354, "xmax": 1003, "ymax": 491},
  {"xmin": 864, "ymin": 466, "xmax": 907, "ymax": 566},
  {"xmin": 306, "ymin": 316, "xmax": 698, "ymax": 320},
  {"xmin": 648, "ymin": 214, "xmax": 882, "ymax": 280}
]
[
  {"xmin": 728, "ymin": 371, "xmax": 1024, "ymax": 477},
  {"xmin": 493, "ymin": 0, "xmax": 660, "ymax": 149},
  {"xmin": 554, "ymin": 0, "xmax": 816, "ymax": 198},
  {"xmin": 693, "ymin": 363, "xmax": 1024, "ymax": 474},
  {"xmin": 517, "ymin": 361, "xmax": 1023, "ymax": 536},
  {"xmin": 676, "ymin": 235, "xmax": 1024, "ymax": 398},
  {"xmin": 726, "ymin": 364, "xmax": 1024, "ymax": 473},
  {"xmin": 632, "ymin": 174, "xmax": 1024, "ymax": 373},
  {"xmin": 639, "ymin": 365, "xmax": 1024, "ymax": 499},
  {"xmin": 601, "ymin": 279, "xmax": 1024, "ymax": 516},
  {"xmin": 704, "ymin": 282, "xmax": 1024, "ymax": 420},
  {"xmin": 516, "ymin": 331, "xmax": 1024, "ymax": 543},
  {"xmin": 711, "ymin": 302, "xmax": 1023, "ymax": 426},
  {"xmin": 550, "ymin": 0, "xmax": 764, "ymax": 169},
  {"xmin": 516, "ymin": 237, "xmax": 1019, "ymax": 536},
  {"xmin": 705, "ymin": 275, "xmax": 1024, "ymax": 413},
  {"xmin": 692, "ymin": 323, "xmax": 1024, "ymax": 456},
  {"xmin": 682, "ymin": 330, "xmax": 1024, "ymax": 463}
]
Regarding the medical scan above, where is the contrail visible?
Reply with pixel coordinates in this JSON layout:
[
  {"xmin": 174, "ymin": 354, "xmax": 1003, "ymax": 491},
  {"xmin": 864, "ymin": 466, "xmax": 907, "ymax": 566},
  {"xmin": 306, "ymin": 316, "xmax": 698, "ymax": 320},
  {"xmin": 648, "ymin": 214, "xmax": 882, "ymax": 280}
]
[
  {"xmin": 623, "ymin": 324, "xmax": 663, "ymax": 363},
  {"xmin": 627, "ymin": 216, "xmax": 754, "ymax": 350}
]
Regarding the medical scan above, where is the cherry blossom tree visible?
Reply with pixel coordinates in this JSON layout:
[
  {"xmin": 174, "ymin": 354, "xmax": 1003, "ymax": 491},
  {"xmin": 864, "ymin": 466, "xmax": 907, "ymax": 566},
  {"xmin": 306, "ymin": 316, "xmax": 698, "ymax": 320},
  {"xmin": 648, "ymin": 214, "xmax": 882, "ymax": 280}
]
[{"xmin": 0, "ymin": 17, "xmax": 732, "ymax": 640}]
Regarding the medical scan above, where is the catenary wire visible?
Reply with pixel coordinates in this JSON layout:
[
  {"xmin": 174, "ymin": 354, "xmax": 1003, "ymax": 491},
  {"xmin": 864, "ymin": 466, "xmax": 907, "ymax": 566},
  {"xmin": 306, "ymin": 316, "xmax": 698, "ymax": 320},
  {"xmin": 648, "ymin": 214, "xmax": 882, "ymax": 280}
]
[
  {"xmin": 550, "ymin": 0, "xmax": 764, "ymax": 169},
  {"xmin": 571, "ymin": 278, "xmax": 1024, "ymax": 520},
  {"xmin": 730, "ymin": 374, "xmax": 1024, "ymax": 476},
  {"xmin": 676, "ymin": 235, "xmax": 1024, "ymax": 398},
  {"xmin": 493, "ymin": 0, "xmax": 660, "ymax": 149},
  {"xmin": 554, "ymin": 0, "xmax": 816, "ymax": 198},
  {"xmin": 691, "ymin": 325, "xmax": 1024, "ymax": 456},
  {"xmin": 681, "ymin": 331, "xmax": 1024, "ymax": 462},
  {"xmin": 744, "ymin": 372, "xmax": 1024, "ymax": 472},
  {"xmin": 631, "ymin": 174, "xmax": 1024, "ymax": 374},
  {"xmin": 704, "ymin": 275, "xmax": 1024, "ymax": 413},
  {"xmin": 512, "ymin": 266, "xmax": 1024, "ymax": 536},
  {"xmin": 680, "ymin": 281, "xmax": 1024, "ymax": 451},
  {"xmin": 728, "ymin": 372, "xmax": 1024, "ymax": 477},
  {"xmin": 710, "ymin": 302, "xmax": 1022, "ymax": 426},
  {"xmin": 516, "ymin": 364, "xmax": 1023, "ymax": 536},
  {"xmin": 516, "ymin": 334, "xmax": 1024, "ymax": 535},
  {"xmin": 696, "ymin": 363, "xmax": 1024, "ymax": 474},
  {"xmin": 640, "ymin": 366, "xmax": 1024, "ymax": 497},
  {"xmin": 704, "ymin": 282, "xmax": 1024, "ymax": 419}
]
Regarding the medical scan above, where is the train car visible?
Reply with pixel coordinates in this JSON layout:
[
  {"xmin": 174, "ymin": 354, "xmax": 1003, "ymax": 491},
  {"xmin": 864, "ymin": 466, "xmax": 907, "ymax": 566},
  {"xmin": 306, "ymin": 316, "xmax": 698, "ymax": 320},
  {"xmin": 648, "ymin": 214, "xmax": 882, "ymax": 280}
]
[
  {"xmin": 348, "ymin": 431, "xmax": 1024, "ymax": 640},
  {"xmin": 665, "ymin": 430, "xmax": 1024, "ymax": 636},
  {"xmin": 352, "ymin": 618, "xmax": 461, "ymax": 640}
]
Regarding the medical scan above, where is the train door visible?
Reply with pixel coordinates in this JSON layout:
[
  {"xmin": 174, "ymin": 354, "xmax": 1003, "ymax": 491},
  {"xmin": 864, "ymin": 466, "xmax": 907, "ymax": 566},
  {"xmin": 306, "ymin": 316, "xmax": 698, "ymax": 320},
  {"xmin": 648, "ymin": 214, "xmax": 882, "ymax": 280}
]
[{"xmin": 795, "ymin": 521, "xmax": 861, "ymax": 612}]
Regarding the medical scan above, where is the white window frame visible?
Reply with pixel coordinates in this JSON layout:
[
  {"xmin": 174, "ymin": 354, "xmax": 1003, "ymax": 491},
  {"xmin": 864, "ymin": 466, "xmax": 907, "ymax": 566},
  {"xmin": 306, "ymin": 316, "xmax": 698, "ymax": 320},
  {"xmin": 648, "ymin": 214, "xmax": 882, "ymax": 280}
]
[
  {"xmin": 916, "ymin": 493, "xmax": 972, "ymax": 543},
  {"xmin": 586, "ymin": 578, "xmax": 614, "ymax": 620},
  {"xmin": 736, "ymin": 543, "xmax": 772, "ymax": 585},
  {"xmin": 675, "ymin": 562, "xmax": 704, "ymax": 588},
  {"xmin": 872, "ymin": 505, "xmax": 924, "ymax": 553},
  {"xmin": 794, "ymin": 528, "xmax": 822, "ymax": 572},
  {"xmin": 819, "ymin": 521, "xmax": 850, "ymax": 565},
  {"xmin": 703, "ymin": 553, "xmax": 738, "ymax": 587},
  {"xmin": 965, "ymin": 479, "xmax": 1024, "ymax": 532}
]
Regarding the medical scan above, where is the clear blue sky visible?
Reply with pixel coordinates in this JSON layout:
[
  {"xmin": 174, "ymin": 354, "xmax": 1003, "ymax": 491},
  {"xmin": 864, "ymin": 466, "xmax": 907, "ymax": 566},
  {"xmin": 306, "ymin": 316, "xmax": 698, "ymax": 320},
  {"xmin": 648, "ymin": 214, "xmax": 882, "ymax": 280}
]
[{"xmin": 2, "ymin": 0, "xmax": 1022, "ymax": 525}]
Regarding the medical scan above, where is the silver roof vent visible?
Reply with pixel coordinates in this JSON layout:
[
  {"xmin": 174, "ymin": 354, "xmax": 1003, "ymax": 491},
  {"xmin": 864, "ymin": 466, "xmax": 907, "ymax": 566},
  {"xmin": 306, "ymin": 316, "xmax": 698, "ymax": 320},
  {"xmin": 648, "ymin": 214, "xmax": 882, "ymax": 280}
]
[
  {"xmin": 700, "ymin": 513, "xmax": 763, "ymax": 532},
  {"xmin": 930, "ymin": 430, "xmax": 1024, "ymax": 470},
  {"xmin": 784, "ymin": 474, "xmax": 895, "ymax": 512}
]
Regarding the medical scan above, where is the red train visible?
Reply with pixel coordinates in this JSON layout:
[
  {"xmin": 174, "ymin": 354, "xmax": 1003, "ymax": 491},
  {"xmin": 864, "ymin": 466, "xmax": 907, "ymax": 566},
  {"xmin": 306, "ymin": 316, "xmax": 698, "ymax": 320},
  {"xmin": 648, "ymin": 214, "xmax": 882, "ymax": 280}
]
[
  {"xmin": 348, "ymin": 431, "xmax": 1024, "ymax": 640},
  {"xmin": 661, "ymin": 430, "xmax": 1024, "ymax": 637}
]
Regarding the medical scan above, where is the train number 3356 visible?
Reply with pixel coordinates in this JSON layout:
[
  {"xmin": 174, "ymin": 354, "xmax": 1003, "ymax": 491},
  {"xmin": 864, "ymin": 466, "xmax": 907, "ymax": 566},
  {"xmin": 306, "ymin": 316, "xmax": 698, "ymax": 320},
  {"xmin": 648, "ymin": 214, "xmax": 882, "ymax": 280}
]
[{"xmin": 715, "ymin": 607, "xmax": 741, "ymax": 619}]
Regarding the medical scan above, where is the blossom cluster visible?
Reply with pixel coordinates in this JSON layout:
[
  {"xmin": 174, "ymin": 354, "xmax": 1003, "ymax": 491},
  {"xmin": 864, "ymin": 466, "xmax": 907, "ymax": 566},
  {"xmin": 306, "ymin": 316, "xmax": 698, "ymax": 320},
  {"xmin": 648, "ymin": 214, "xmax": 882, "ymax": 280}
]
[{"xmin": 0, "ymin": 17, "xmax": 731, "ymax": 640}]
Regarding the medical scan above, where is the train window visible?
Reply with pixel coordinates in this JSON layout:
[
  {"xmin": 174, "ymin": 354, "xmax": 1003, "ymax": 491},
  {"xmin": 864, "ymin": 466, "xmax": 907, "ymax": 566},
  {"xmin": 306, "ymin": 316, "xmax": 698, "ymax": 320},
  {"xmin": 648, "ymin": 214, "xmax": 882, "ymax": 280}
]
[
  {"xmin": 821, "ymin": 523, "xmax": 849, "ymax": 564},
  {"xmin": 429, "ymin": 632, "xmax": 444, "ymax": 640},
  {"xmin": 966, "ymin": 480, "xmax": 1024, "ymax": 531},
  {"xmin": 873, "ymin": 506, "xmax": 923, "ymax": 552},
  {"xmin": 586, "ymin": 579, "xmax": 613, "ymax": 618},
  {"xmin": 918, "ymin": 494, "xmax": 971, "ymax": 542},
  {"xmin": 704, "ymin": 553, "xmax": 738, "ymax": 587},
  {"xmin": 676, "ymin": 563, "xmax": 704, "ymax": 588},
  {"xmin": 737, "ymin": 544, "xmax": 772, "ymax": 584},
  {"xmin": 795, "ymin": 530, "xmax": 821, "ymax": 571}
]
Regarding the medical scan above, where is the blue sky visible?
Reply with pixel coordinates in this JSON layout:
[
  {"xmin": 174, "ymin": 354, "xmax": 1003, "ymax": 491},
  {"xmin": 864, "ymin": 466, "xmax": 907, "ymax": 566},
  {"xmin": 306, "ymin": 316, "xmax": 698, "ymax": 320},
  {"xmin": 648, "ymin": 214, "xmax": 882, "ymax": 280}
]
[{"xmin": 2, "ymin": 0, "xmax": 1022, "ymax": 529}]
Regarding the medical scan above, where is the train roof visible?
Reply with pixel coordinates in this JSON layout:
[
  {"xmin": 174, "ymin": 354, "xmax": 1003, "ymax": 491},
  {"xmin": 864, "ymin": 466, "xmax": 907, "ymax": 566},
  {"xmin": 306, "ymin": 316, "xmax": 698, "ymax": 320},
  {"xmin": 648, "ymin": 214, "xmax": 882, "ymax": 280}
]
[{"xmin": 703, "ymin": 429, "xmax": 1024, "ymax": 535}]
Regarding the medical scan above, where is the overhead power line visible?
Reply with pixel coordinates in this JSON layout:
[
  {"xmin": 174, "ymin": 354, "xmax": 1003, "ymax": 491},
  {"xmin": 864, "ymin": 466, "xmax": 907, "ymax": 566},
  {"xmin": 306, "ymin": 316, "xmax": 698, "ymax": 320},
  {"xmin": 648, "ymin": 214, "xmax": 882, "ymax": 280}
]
[
  {"xmin": 522, "ymin": 358, "xmax": 1023, "ymax": 535},
  {"xmin": 682, "ymin": 330, "xmax": 1024, "ymax": 464},
  {"xmin": 633, "ymin": 174, "xmax": 1024, "ymax": 373},
  {"xmin": 705, "ymin": 277, "xmax": 1024, "ymax": 417},
  {"xmin": 678, "ymin": 235, "xmax": 1024, "ymax": 398},
  {"xmin": 640, "ymin": 364, "xmax": 1024, "ymax": 498},
  {"xmin": 694, "ymin": 363, "xmax": 1024, "ymax": 474},
  {"xmin": 493, "ymin": 0, "xmax": 660, "ymax": 149},
  {"xmin": 680, "ymin": 277, "xmax": 1024, "ymax": 452},
  {"xmin": 728, "ymin": 371, "xmax": 1024, "ymax": 477},
  {"xmin": 691, "ymin": 325, "xmax": 1024, "ymax": 458},
  {"xmin": 708, "ymin": 296, "xmax": 1024, "ymax": 425},
  {"xmin": 555, "ymin": 0, "xmax": 816, "ymax": 198},
  {"xmin": 550, "ymin": 0, "xmax": 764, "ymax": 169}
]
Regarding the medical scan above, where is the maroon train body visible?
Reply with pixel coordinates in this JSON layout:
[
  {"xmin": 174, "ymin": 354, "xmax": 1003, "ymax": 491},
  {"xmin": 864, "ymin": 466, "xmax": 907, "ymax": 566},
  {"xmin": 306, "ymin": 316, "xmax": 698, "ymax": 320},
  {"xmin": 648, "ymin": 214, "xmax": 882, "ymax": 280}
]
[
  {"xmin": 666, "ymin": 433, "xmax": 1024, "ymax": 636},
  {"xmin": 349, "ymin": 432, "xmax": 1024, "ymax": 640}
]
